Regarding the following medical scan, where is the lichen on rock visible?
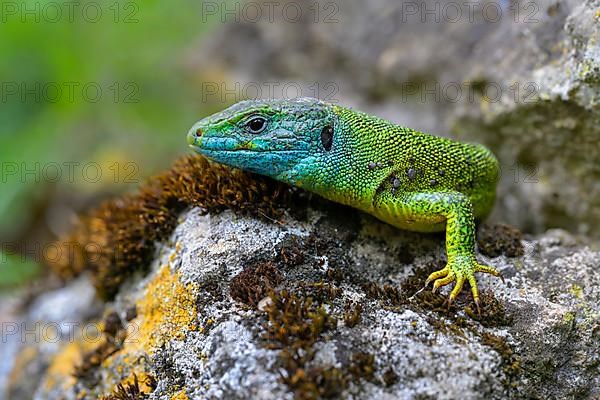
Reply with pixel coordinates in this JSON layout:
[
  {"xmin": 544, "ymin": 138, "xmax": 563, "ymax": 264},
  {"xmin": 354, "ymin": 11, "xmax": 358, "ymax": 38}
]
[{"xmin": 4, "ymin": 168, "xmax": 597, "ymax": 398}]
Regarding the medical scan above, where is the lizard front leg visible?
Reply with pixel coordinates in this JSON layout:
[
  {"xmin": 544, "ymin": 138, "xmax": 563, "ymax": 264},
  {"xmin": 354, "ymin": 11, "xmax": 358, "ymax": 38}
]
[{"xmin": 395, "ymin": 191, "xmax": 504, "ymax": 311}]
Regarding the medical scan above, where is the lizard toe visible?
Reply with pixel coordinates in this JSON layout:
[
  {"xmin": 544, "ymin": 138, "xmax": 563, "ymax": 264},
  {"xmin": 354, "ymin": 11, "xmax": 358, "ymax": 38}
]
[
  {"xmin": 425, "ymin": 266, "xmax": 450, "ymax": 287},
  {"xmin": 432, "ymin": 272, "xmax": 456, "ymax": 293}
]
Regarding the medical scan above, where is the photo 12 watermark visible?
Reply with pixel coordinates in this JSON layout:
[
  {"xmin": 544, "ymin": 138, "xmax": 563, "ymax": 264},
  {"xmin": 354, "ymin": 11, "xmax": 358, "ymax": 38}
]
[
  {"xmin": 1, "ymin": 320, "xmax": 140, "ymax": 345},
  {"xmin": 0, "ymin": 161, "xmax": 139, "ymax": 185},
  {"xmin": 200, "ymin": 1, "xmax": 339, "ymax": 24},
  {"xmin": 398, "ymin": 81, "xmax": 540, "ymax": 104},
  {"xmin": 397, "ymin": 1, "xmax": 542, "ymax": 24},
  {"xmin": 1, "ymin": 82, "xmax": 140, "ymax": 104},
  {"xmin": 1, "ymin": 1, "xmax": 139, "ymax": 24},
  {"xmin": 499, "ymin": 163, "xmax": 539, "ymax": 185},
  {"xmin": 1, "ymin": 240, "xmax": 101, "ymax": 266},
  {"xmin": 201, "ymin": 81, "xmax": 340, "ymax": 103}
]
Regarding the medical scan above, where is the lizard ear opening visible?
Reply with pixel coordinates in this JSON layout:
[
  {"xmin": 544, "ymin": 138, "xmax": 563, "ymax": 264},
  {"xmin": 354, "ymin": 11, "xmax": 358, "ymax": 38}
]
[{"xmin": 321, "ymin": 126, "xmax": 334, "ymax": 151}]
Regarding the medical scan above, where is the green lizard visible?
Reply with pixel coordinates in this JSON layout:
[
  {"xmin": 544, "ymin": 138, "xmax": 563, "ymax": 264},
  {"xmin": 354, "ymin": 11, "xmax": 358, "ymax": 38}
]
[{"xmin": 187, "ymin": 97, "xmax": 503, "ymax": 311}]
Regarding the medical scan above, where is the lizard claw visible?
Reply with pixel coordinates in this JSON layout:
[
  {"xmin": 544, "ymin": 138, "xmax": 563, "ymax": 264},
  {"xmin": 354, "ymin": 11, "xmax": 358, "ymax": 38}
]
[
  {"xmin": 409, "ymin": 285, "xmax": 427, "ymax": 301},
  {"xmin": 473, "ymin": 297, "xmax": 481, "ymax": 316},
  {"xmin": 422, "ymin": 256, "xmax": 502, "ymax": 314},
  {"xmin": 445, "ymin": 298, "xmax": 453, "ymax": 312},
  {"xmin": 410, "ymin": 267, "xmax": 448, "ymax": 300}
]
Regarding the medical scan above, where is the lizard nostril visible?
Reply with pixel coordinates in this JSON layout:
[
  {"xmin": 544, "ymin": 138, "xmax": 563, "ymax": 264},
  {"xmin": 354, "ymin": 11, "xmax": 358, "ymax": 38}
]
[{"xmin": 195, "ymin": 128, "xmax": 203, "ymax": 137}]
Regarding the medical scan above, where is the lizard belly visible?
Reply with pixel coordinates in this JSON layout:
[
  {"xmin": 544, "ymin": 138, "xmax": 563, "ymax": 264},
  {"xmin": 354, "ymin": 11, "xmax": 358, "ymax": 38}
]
[{"xmin": 370, "ymin": 201, "xmax": 447, "ymax": 233}]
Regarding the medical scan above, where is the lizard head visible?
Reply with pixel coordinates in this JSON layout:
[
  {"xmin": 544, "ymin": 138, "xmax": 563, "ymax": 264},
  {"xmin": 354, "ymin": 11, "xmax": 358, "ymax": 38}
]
[{"xmin": 187, "ymin": 97, "xmax": 338, "ymax": 188}]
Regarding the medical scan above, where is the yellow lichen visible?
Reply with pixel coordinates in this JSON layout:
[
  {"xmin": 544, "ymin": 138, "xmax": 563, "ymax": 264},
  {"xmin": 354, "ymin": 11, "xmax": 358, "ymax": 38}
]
[
  {"xmin": 570, "ymin": 283, "xmax": 583, "ymax": 299},
  {"xmin": 126, "ymin": 264, "xmax": 198, "ymax": 355},
  {"xmin": 44, "ymin": 340, "xmax": 96, "ymax": 391},
  {"xmin": 563, "ymin": 311, "xmax": 576, "ymax": 324},
  {"xmin": 170, "ymin": 389, "xmax": 189, "ymax": 400},
  {"xmin": 8, "ymin": 346, "xmax": 38, "ymax": 390},
  {"xmin": 38, "ymin": 264, "xmax": 198, "ymax": 396}
]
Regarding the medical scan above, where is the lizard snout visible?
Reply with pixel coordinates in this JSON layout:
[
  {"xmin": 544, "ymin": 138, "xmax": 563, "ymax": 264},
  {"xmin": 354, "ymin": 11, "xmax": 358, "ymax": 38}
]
[{"xmin": 187, "ymin": 125, "xmax": 204, "ymax": 146}]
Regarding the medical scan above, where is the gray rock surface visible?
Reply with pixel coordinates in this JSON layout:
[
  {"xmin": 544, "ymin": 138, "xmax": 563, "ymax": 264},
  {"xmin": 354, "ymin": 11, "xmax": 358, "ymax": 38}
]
[
  {"xmin": 188, "ymin": 0, "xmax": 600, "ymax": 236},
  {"xmin": 3, "ymin": 206, "xmax": 598, "ymax": 399}
]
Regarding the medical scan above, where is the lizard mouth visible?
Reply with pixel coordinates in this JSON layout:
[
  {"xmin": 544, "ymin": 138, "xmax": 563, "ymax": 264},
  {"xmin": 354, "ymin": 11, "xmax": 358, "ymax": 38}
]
[{"xmin": 190, "ymin": 147, "xmax": 304, "ymax": 155}]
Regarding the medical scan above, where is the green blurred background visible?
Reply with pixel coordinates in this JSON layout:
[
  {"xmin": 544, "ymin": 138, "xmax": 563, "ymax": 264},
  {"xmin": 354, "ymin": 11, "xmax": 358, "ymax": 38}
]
[{"xmin": 0, "ymin": 0, "xmax": 225, "ymax": 289}]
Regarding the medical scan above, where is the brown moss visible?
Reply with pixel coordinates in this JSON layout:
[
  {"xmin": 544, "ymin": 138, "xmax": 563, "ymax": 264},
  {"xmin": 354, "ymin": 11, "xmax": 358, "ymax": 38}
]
[
  {"xmin": 465, "ymin": 290, "xmax": 513, "ymax": 327},
  {"xmin": 343, "ymin": 302, "xmax": 363, "ymax": 328},
  {"xmin": 348, "ymin": 352, "xmax": 376, "ymax": 381},
  {"xmin": 263, "ymin": 290, "xmax": 341, "ymax": 399},
  {"xmin": 361, "ymin": 263, "xmax": 450, "ymax": 313},
  {"xmin": 98, "ymin": 373, "xmax": 156, "ymax": 400},
  {"xmin": 482, "ymin": 332, "xmax": 521, "ymax": 387},
  {"xmin": 362, "ymin": 281, "xmax": 411, "ymax": 311},
  {"xmin": 263, "ymin": 290, "xmax": 336, "ymax": 350},
  {"xmin": 72, "ymin": 310, "xmax": 128, "ymax": 386},
  {"xmin": 262, "ymin": 290, "xmax": 385, "ymax": 399},
  {"xmin": 363, "ymin": 263, "xmax": 511, "ymax": 328},
  {"xmin": 325, "ymin": 267, "xmax": 345, "ymax": 284},
  {"xmin": 72, "ymin": 339, "xmax": 120, "ymax": 385},
  {"xmin": 294, "ymin": 281, "xmax": 342, "ymax": 304},
  {"xmin": 382, "ymin": 367, "xmax": 399, "ymax": 387},
  {"xmin": 477, "ymin": 223, "xmax": 524, "ymax": 258},
  {"xmin": 45, "ymin": 155, "xmax": 305, "ymax": 299},
  {"xmin": 399, "ymin": 263, "xmax": 449, "ymax": 311},
  {"xmin": 282, "ymin": 365, "xmax": 347, "ymax": 400},
  {"xmin": 277, "ymin": 235, "xmax": 307, "ymax": 268},
  {"xmin": 230, "ymin": 261, "xmax": 282, "ymax": 308}
]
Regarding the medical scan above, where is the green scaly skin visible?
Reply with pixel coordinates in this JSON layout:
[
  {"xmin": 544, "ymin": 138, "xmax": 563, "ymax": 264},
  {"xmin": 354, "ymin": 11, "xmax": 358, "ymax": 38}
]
[{"xmin": 187, "ymin": 97, "xmax": 503, "ymax": 311}]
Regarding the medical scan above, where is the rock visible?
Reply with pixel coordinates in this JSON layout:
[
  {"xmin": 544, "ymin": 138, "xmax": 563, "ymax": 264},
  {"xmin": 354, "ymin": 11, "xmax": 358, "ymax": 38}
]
[
  {"xmin": 3, "ymin": 206, "xmax": 598, "ymax": 399},
  {"xmin": 187, "ymin": 0, "xmax": 600, "ymax": 236}
]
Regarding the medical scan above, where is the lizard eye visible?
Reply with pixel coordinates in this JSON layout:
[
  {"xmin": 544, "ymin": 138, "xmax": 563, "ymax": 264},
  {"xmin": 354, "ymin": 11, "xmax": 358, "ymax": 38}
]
[
  {"xmin": 321, "ymin": 126, "xmax": 334, "ymax": 151},
  {"xmin": 246, "ymin": 117, "xmax": 267, "ymax": 134}
]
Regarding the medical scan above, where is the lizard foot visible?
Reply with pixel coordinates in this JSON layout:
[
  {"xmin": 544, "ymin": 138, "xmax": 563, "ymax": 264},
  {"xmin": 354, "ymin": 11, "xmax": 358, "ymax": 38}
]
[{"xmin": 424, "ymin": 255, "xmax": 504, "ymax": 313}]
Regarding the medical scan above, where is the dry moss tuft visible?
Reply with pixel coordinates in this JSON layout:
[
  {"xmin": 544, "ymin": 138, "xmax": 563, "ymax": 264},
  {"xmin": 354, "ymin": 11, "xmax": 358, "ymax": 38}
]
[
  {"xmin": 294, "ymin": 281, "xmax": 342, "ymax": 304},
  {"xmin": 98, "ymin": 373, "xmax": 157, "ymax": 400},
  {"xmin": 73, "ymin": 310, "xmax": 128, "ymax": 386},
  {"xmin": 230, "ymin": 261, "xmax": 282, "ymax": 308},
  {"xmin": 382, "ymin": 367, "xmax": 399, "ymax": 387},
  {"xmin": 72, "ymin": 339, "xmax": 120, "ymax": 386},
  {"xmin": 46, "ymin": 155, "xmax": 304, "ymax": 299},
  {"xmin": 362, "ymin": 282, "xmax": 406, "ymax": 308},
  {"xmin": 482, "ymin": 332, "xmax": 521, "ymax": 387},
  {"xmin": 263, "ymin": 290, "xmax": 337, "ymax": 350},
  {"xmin": 263, "ymin": 290, "xmax": 384, "ymax": 399},
  {"xmin": 348, "ymin": 352, "xmax": 376, "ymax": 381},
  {"xmin": 477, "ymin": 223, "xmax": 524, "ymax": 258},
  {"xmin": 399, "ymin": 263, "xmax": 449, "ymax": 311},
  {"xmin": 343, "ymin": 302, "xmax": 363, "ymax": 328},
  {"xmin": 263, "ymin": 290, "xmax": 341, "ymax": 399},
  {"xmin": 465, "ymin": 289, "xmax": 513, "ymax": 327}
]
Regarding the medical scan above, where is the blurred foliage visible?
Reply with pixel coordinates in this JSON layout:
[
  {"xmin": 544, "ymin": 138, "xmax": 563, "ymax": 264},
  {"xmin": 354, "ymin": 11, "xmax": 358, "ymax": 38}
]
[
  {"xmin": 0, "ymin": 249, "xmax": 40, "ymax": 289},
  {"xmin": 0, "ymin": 0, "xmax": 224, "ymax": 286}
]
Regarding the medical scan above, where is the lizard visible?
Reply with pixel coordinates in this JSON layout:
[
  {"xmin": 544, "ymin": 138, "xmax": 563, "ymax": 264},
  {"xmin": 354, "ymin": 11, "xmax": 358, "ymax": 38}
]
[{"xmin": 187, "ymin": 97, "xmax": 503, "ymax": 312}]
